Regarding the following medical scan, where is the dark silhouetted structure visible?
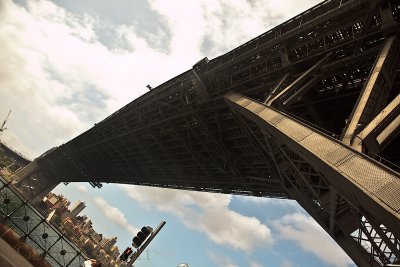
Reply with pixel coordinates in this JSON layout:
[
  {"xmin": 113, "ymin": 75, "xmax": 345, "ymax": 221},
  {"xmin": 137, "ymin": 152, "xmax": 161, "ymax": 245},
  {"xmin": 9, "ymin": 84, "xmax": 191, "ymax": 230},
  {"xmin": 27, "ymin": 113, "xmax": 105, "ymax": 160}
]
[{"xmin": 12, "ymin": 0, "xmax": 400, "ymax": 266}]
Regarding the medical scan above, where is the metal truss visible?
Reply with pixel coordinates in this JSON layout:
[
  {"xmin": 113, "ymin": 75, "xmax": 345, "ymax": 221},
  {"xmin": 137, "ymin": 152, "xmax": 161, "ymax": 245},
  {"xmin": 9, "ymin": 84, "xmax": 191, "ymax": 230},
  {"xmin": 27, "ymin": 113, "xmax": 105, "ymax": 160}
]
[
  {"xmin": 10, "ymin": 0, "xmax": 400, "ymax": 266},
  {"xmin": 11, "ymin": 161, "xmax": 59, "ymax": 204},
  {"xmin": 351, "ymin": 216, "xmax": 400, "ymax": 265},
  {"xmin": 225, "ymin": 92, "xmax": 400, "ymax": 266}
]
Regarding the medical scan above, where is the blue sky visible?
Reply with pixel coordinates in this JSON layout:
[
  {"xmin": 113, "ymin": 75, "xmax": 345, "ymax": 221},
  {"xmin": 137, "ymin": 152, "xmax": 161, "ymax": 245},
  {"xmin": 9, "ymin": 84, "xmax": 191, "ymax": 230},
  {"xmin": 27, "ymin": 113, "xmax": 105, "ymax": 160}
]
[{"xmin": 0, "ymin": 0, "xmax": 356, "ymax": 266}]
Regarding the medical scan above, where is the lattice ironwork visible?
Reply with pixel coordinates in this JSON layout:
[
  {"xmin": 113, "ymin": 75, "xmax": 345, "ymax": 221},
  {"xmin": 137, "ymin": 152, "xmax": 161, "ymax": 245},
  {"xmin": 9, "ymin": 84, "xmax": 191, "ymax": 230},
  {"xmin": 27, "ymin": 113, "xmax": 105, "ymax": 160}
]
[
  {"xmin": 11, "ymin": 0, "xmax": 400, "ymax": 266},
  {"xmin": 0, "ymin": 176, "xmax": 87, "ymax": 267},
  {"xmin": 351, "ymin": 216, "xmax": 400, "ymax": 265},
  {"xmin": 225, "ymin": 92, "xmax": 400, "ymax": 266}
]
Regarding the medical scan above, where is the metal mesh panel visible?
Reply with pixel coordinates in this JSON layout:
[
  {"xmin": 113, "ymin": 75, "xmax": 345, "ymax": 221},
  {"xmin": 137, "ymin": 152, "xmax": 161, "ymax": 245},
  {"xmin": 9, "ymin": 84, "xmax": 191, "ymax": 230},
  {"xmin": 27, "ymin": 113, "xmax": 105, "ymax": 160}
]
[
  {"xmin": 30, "ymin": 222, "xmax": 61, "ymax": 251},
  {"xmin": 236, "ymin": 97, "xmax": 252, "ymax": 107},
  {"xmin": 276, "ymin": 119, "xmax": 312, "ymax": 142},
  {"xmin": 324, "ymin": 145, "xmax": 353, "ymax": 166},
  {"xmin": 247, "ymin": 102, "xmax": 266, "ymax": 114},
  {"xmin": 8, "ymin": 205, "xmax": 42, "ymax": 234},
  {"xmin": 68, "ymin": 255, "xmax": 85, "ymax": 267},
  {"xmin": 266, "ymin": 113, "xmax": 284, "ymax": 126},
  {"xmin": 299, "ymin": 132, "xmax": 337, "ymax": 159},
  {"xmin": 26, "ymin": 236, "xmax": 46, "ymax": 256},
  {"xmin": 339, "ymin": 156, "xmax": 393, "ymax": 193},
  {"xmin": 300, "ymin": 134, "xmax": 358, "ymax": 168},
  {"xmin": 0, "ymin": 186, "xmax": 24, "ymax": 219},
  {"xmin": 0, "ymin": 175, "xmax": 87, "ymax": 267},
  {"xmin": 45, "ymin": 253, "xmax": 62, "ymax": 267},
  {"xmin": 374, "ymin": 180, "xmax": 400, "ymax": 212},
  {"xmin": 48, "ymin": 238, "xmax": 79, "ymax": 267}
]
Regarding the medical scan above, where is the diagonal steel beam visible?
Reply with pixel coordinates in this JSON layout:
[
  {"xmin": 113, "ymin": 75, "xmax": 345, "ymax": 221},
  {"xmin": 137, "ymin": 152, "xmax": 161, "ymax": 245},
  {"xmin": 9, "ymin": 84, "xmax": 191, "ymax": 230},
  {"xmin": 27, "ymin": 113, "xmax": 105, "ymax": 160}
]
[
  {"xmin": 268, "ymin": 54, "xmax": 330, "ymax": 106},
  {"xmin": 342, "ymin": 34, "xmax": 399, "ymax": 145},
  {"xmin": 353, "ymin": 93, "xmax": 400, "ymax": 153},
  {"xmin": 263, "ymin": 73, "xmax": 290, "ymax": 104},
  {"xmin": 225, "ymin": 92, "xmax": 400, "ymax": 266},
  {"xmin": 193, "ymin": 113, "xmax": 245, "ymax": 179},
  {"xmin": 283, "ymin": 75, "xmax": 320, "ymax": 107},
  {"xmin": 264, "ymin": 139, "xmax": 379, "ymax": 266},
  {"xmin": 224, "ymin": 92, "xmax": 400, "ymax": 239}
]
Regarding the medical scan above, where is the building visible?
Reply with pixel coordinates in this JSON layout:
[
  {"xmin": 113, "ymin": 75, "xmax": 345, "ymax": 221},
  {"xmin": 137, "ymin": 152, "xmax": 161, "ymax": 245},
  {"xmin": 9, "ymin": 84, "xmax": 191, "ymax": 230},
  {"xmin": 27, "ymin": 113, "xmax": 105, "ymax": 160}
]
[
  {"xmin": 88, "ymin": 228, "xmax": 103, "ymax": 244},
  {"xmin": 81, "ymin": 219, "xmax": 93, "ymax": 235},
  {"xmin": 44, "ymin": 195, "xmax": 58, "ymax": 207},
  {"xmin": 69, "ymin": 200, "xmax": 86, "ymax": 217},
  {"xmin": 42, "ymin": 193, "xmax": 70, "ymax": 210},
  {"xmin": 101, "ymin": 236, "xmax": 117, "ymax": 251}
]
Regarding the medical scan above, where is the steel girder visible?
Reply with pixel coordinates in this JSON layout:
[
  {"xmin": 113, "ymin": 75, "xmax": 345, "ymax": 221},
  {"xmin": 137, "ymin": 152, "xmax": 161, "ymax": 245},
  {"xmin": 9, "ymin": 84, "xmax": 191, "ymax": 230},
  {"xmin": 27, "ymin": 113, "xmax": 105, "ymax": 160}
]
[
  {"xmin": 10, "ymin": 0, "xmax": 400, "ymax": 265},
  {"xmin": 224, "ymin": 92, "xmax": 400, "ymax": 266}
]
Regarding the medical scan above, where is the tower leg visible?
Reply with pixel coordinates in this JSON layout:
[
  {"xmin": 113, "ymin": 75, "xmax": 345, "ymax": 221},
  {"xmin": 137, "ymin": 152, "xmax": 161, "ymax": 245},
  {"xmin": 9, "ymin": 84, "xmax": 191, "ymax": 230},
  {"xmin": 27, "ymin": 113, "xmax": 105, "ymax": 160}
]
[
  {"xmin": 225, "ymin": 92, "xmax": 400, "ymax": 266},
  {"xmin": 10, "ymin": 160, "xmax": 60, "ymax": 204}
]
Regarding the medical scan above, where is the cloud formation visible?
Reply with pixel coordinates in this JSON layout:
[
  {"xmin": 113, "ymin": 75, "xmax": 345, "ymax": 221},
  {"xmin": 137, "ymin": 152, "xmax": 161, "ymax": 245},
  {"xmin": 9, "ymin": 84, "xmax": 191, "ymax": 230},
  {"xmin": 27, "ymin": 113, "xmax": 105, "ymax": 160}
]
[
  {"xmin": 280, "ymin": 260, "xmax": 293, "ymax": 267},
  {"xmin": 121, "ymin": 185, "xmax": 273, "ymax": 253},
  {"xmin": 93, "ymin": 197, "xmax": 140, "ymax": 236},
  {"xmin": 0, "ymin": 0, "xmax": 192, "ymax": 158},
  {"xmin": 208, "ymin": 251, "xmax": 239, "ymax": 267},
  {"xmin": 74, "ymin": 183, "xmax": 88, "ymax": 193},
  {"xmin": 273, "ymin": 213, "xmax": 353, "ymax": 267},
  {"xmin": 250, "ymin": 260, "xmax": 264, "ymax": 267},
  {"xmin": 0, "ymin": 0, "xmax": 320, "ymax": 159},
  {"xmin": 234, "ymin": 195, "xmax": 300, "ymax": 208}
]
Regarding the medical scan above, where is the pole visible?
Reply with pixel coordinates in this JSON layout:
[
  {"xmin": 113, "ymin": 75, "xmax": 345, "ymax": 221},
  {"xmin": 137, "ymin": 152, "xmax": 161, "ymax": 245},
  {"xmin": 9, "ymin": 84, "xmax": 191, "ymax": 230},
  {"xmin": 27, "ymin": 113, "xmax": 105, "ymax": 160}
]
[{"xmin": 126, "ymin": 220, "xmax": 166, "ymax": 267}]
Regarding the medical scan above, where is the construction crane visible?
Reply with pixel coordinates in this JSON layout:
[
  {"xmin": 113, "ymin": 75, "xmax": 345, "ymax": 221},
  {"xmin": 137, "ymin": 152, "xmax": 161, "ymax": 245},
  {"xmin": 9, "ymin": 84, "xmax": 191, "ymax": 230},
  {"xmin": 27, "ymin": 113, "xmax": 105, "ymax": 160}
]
[{"xmin": 0, "ymin": 110, "xmax": 11, "ymax": 132}]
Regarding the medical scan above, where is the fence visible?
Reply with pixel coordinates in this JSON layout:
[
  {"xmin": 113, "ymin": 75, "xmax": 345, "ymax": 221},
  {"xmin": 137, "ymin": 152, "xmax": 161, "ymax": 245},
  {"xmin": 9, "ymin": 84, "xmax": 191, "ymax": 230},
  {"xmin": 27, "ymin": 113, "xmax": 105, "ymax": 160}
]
[{"xmin": 0, "ymin": 175, "xmax": 87, "ymax": 267}]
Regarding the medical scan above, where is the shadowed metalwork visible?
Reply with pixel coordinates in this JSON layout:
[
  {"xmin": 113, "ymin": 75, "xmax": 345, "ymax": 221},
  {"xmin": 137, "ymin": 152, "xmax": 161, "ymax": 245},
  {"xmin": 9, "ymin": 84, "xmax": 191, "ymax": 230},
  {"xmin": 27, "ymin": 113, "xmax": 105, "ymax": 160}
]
[{"xmin": 11, "ymin": 0, "xmax": 400, "ymax": 266}]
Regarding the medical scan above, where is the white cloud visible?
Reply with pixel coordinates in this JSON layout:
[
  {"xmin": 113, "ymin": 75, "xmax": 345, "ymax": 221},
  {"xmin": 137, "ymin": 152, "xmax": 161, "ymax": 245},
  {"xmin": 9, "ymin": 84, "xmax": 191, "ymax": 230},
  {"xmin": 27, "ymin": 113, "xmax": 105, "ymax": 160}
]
[
  {"xmin": 0, "ymin": 0, "xmax": 106, "ymax": 157},
  {"xmin": 149, "ymin": 0, "xmax": 320, "ymax": 58},
  {"xmin": 0, "ymin": 0, "xmax": 193, "ymax": 158},
  {"xmin": 93, "ymin": 197, "xmax": 140, "ymax": 236},
  {"xmin": 273, "ymin": 213, "xmax": 353, "ymax": 267},
  {"xmin": 208, "ymin": 251, "xmax": 239, "ymax": 267},
  {"xmin": 250, "ymin": 260, "xmax": 264, "ymax": 267},
  {"xmin": 74, "ymin": 183, "xmax": 88, "ymax": 193},
  {"xmin": 280, "ymin": 260, "xmax": 293, "ymax": 267},
  {"xmin": 121, "ymin": 185, "xmax": 273, "ymax": 252},
  {"xmin": 234, "ymin": 195, "xmax": 300, "ymax": 208},
  {"xmin": 0, "ymin": 0, "xmax": 321, "ymax": 160}
]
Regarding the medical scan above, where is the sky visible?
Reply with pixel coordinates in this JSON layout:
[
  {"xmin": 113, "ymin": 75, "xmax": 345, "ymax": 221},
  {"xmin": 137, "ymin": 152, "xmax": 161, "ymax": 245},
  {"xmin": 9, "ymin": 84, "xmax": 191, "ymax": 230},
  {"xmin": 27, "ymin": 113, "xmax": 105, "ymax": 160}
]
[{"xmin": 0, "ymin": 0, "xmax": 356, "ymax": 266}]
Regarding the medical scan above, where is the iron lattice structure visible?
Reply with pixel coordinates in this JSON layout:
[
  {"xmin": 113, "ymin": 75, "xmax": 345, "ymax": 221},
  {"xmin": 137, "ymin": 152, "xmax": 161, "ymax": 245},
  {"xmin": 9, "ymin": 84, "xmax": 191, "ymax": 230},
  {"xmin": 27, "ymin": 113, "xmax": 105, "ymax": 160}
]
[
  {"xmin": 12, "ymin": 0, "xmax": 400, "ymax": 266},
  {"xmin": 0, "ymin": 176, "xmax": 88, "ymax": 267}
]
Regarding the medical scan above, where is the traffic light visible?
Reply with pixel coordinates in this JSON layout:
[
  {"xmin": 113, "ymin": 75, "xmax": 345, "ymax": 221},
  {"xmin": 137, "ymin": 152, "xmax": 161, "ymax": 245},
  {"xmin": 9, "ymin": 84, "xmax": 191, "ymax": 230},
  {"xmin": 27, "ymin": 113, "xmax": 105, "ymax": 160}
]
[
  {"xmin": 132, "ymin": 226, "xmax": 153, "ymax": 248},
  {"xmin": 119, "ymin": 247, "xmax": 133, "ymax": 261}
]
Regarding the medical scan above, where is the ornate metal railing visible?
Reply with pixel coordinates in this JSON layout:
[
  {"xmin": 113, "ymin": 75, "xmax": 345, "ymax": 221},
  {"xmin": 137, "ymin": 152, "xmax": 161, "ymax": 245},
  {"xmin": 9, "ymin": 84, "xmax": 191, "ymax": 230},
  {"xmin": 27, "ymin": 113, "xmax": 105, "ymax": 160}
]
[{"xmin": 0, "ymin": 175, "xmax": 87, "ymax": 267}]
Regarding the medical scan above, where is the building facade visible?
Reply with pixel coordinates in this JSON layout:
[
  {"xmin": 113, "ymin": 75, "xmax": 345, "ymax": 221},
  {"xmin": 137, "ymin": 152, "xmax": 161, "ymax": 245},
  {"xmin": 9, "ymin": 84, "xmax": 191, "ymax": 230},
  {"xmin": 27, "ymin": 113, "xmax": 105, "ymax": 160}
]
[{"xmin": 69, "ymin": 200, "xmax": 86, "ymax": 217}]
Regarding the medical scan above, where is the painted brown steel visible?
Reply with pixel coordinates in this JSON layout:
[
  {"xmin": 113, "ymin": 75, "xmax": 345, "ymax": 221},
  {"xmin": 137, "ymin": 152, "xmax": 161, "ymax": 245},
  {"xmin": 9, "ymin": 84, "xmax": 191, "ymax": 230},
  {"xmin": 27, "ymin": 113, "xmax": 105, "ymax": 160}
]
[{"xmin": 11, "ymin": 0, "xmax": 400, "ymax": 265}]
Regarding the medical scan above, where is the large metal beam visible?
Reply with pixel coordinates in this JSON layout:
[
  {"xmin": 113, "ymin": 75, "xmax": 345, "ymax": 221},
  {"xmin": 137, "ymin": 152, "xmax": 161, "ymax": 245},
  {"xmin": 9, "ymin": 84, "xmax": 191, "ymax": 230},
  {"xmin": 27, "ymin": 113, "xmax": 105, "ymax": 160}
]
[
  {"xmin": 353, "ymin": 93, "xmax": 400, "ymax": 153},
  {"xmin": 225, "ymin": 92, "xmax": 400, "ymax": 224},
  {"xmin": 342, "ymin": 34, "xmax": 399, "ymax": 145},
  {"xmin": 268, "ymin": 54, "xmax": 330, "ymax": 106},
  {"xmin": 10, "ymin": 160, "xmax": 60, "ymax": 203},
  {"xmin": 263, "ymin": 139, "xmax": 379, "ymax": 266},
  {"xmin": 263, "ymin": 73, "xmax": 290, "ymax": 104},
  {"xmin": 224, "ymin": 93, "xmax": 400, "ymax": 261}
]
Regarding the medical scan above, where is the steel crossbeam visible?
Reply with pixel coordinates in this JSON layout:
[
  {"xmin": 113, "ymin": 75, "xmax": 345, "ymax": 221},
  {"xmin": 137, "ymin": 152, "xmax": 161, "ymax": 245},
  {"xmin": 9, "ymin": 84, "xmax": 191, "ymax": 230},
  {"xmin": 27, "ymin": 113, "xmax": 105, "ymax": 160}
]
[
  {"xmin": 342, "ymin": 34, "xmax": 400, "ymax": 145},
  {"xmin": 10, "ymin": 0, "xmax": 400, "ymax": 266},
  {"xmin": 224, "ymin": 92, "xmax": 400, "ymax": 266}
]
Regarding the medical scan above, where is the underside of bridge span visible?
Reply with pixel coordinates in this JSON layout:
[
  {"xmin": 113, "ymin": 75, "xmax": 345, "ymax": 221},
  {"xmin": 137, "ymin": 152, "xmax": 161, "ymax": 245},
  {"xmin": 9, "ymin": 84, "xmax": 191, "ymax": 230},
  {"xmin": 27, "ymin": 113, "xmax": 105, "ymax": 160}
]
[{"xmin": 10, "ymin": 0, "xmax": 400, "ymax": 266}]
